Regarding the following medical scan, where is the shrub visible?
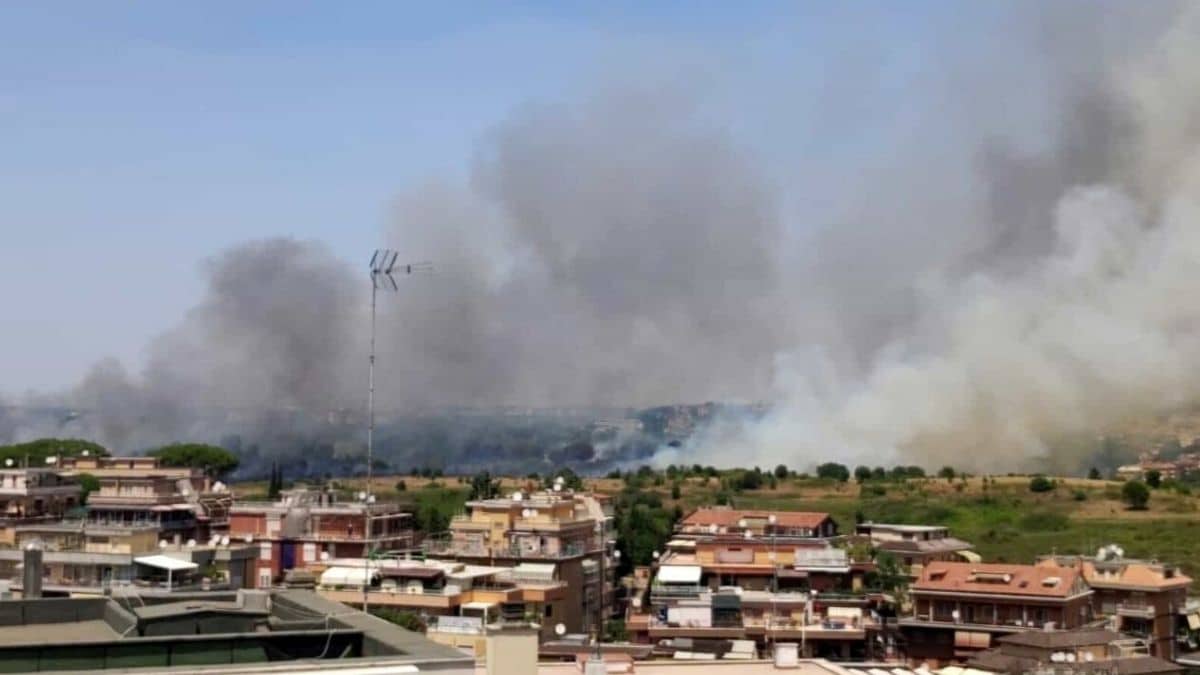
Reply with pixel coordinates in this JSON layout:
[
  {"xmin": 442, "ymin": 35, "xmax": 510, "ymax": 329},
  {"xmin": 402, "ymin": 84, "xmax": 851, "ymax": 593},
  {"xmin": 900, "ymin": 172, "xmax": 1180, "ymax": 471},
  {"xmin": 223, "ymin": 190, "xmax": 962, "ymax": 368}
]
[
  {"xmin": 394, "ymin": 480, "xmax": 407, "ymax": 492},
  {"xmin": 938, "ymin": 466, "xmax": 957, "ymax": 481},
  {"xmin": 1028, "ymin": 476, "xmax": 1055, "ymax": 493},
  {"xmin": 1122, "ymin": 480, "xmax": 1150, "ymax": 510},
  {"xmin": 1072, "ymin": 489, "xmax": 1087, "ymax": 501},
  {"xmin": 1145, "ymin": 470, "xmax": 1162, "ymax": 489},
  {"xmin": 1087, "ymin": 467, "xmax": 1102, "ymax": 480}
]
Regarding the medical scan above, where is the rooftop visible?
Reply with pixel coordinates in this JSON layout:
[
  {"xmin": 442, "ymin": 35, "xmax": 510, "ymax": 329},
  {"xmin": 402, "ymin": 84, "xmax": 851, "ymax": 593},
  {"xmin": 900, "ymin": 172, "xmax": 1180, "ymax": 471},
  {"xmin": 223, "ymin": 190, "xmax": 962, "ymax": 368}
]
[
  {"xmin": 0, "ymin": 589, "xmax": 473, "ymax": 673},
  {"xmin": 680, "ymin": 508, "xmax": 831, "ymax": 530},
  {"xmin": 913, "ymin": 561, "xmax": 1087, "ymax": 598}
]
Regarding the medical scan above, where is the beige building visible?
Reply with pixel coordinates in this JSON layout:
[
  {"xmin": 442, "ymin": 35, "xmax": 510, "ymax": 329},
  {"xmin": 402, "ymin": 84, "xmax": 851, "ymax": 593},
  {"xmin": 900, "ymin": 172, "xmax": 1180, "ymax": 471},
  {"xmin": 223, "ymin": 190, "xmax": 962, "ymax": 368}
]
[{"xmin": 422, "ymin": 488, "xmax": 615, "ymax": 637}]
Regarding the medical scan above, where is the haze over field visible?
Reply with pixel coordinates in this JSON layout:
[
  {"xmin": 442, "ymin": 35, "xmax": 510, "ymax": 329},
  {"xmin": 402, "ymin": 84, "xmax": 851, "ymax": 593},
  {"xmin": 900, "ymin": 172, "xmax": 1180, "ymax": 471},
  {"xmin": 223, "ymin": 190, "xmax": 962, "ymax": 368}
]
[{"xmin": 6, "ymin": 2, "xmax": 1200, "ymax": 473}]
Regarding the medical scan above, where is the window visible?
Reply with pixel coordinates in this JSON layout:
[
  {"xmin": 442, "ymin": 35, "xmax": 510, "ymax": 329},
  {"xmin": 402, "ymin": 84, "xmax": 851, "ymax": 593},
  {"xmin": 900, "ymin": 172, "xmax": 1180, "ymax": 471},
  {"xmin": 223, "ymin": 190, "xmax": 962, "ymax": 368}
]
[
  {"xmin": 259, "ymin": 542, "xmax": 272, "ymax": 561},
  {"xmin": 544, "ymin": 605, "xmax": 553, "ymax": 617}
]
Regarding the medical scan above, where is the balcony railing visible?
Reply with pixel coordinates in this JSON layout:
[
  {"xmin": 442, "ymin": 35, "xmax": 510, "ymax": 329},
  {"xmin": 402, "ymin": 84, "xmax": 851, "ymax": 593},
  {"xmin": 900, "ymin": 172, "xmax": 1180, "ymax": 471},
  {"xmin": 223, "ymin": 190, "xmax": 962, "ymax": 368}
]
[{"xmin": 1116, "ymin": 603, "xmax": 1157, "ymax": 619}]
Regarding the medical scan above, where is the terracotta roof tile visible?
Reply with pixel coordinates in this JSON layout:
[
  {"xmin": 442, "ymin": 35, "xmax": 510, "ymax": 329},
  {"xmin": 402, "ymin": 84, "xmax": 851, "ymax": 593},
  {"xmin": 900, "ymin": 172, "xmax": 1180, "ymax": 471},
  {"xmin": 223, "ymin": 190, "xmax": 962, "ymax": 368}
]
[
  {"xmin": 680, "ymin": 508, "xmax": 831, "ymax": 530},
  {"xmin": 912, "ymin": 561, "xmax": 1087, "ymax": 598}
]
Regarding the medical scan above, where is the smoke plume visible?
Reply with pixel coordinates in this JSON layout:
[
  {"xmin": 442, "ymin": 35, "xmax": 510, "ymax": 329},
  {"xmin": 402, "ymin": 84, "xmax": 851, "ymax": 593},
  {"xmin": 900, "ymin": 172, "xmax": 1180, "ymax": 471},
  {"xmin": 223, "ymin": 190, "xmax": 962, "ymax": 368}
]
[{"xmin": 9, "ymin": 2, "xmax": 1200, "ymax": 475}]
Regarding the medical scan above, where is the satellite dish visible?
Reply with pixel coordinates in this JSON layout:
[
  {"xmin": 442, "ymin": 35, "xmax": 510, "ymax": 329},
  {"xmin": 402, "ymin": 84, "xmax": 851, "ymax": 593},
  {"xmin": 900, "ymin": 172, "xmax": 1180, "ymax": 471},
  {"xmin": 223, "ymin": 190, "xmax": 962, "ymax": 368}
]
[
  {"xmin": 242, "ymin": 534, "xmax": 252, "ymax": 543},
  {"xmin": 367, "ymin": 495, "xmax": 376, "ymax": 503},
  {"xmin": 709, "ymin": 524, "xmax": 718, "ymax": 534},
  {"xmin": 555, "ymin": 623, "xmax": 567, "ymax": 637},
  {"xmin": 209, "ymin": 535, "xmax": 220, "ymax": 547},
  {"xmin": 221, "ymin": 535, "xmax": 231, "ymax": 546},
  {"xmin": 186, "ymin": 539, "xmax": 196, "ymax": 548},
  {"xmin": 555, "ymin": 476, "xmax": 564, "ymax": 484},
  {"xmin": 511, "ymin": 492, "xmax": 523, "ymax": 502},
  {"xmin": 81, "ymin": 450, "xmax": 89, "ymax": 457},
  {"xmin": 357, "ymin": 491, "xmax": 367, "ymax": 501},
  {"xmin": 4, "ymin": 459, "xmax": 12, "ymax": 467},
  {"xmin": 1066, "ymin": 654, "xmax": 1076, "ymax": 663},
  {"xmin": 320, "ymin": 551, "xmax": 330, "ymax": 561},
  {"xmin": 553, "ymin": 484, "xmax": 562, "ymax": 492},
  {"xmin": 159, "ymin": 540, "xmax": 168, "ymax": 549},
  {"xmin": 45, "ymin": 456, "xmax": 57, "ymax": 465}
]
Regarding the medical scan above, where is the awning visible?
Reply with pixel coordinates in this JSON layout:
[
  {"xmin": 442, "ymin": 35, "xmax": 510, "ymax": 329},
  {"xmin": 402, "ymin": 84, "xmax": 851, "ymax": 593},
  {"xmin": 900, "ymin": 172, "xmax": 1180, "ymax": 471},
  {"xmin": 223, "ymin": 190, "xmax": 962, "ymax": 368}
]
[
  {"xmin": 513, "ymin": 562, "xmax": 556, "ymax": 581},
  {"xmin": 319, "ymin": 566, "xmax": 379, "ymax": 587},
  {"xmin": 461, "ymin": 601, "xmax": 498, "ymax": 611},
  {"xmin": 657, "ymin": 565, "xmax": 702, "ymax": 584},
  {"xmin": 133, "ymin": 555, "xmax": 199, "ymax": 573},
  {"xmin": 957, "ymin": 550, "xmax": 982, "ymax": 563}
]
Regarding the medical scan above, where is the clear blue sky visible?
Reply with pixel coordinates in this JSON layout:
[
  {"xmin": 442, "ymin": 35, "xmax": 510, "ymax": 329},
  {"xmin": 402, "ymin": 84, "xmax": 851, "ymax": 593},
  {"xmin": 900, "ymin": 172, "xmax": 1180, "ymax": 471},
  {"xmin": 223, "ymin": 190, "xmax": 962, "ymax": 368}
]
[{"xmin": 0, "ymin": 1, "xmax": 984, "ymax": 394}]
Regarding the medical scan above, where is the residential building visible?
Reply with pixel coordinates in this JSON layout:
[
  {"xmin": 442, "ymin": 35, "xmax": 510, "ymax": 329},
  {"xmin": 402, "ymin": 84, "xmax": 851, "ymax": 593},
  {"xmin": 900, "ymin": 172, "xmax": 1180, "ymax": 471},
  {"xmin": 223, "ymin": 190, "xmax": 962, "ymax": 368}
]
[
  {"xmin": 967, "ymin": 628, "xmax": 1183, "ymax": 675},
  {"xmin": 309, "ymin": 556, "xmax": 570, "ymax": 643},
  {"xmin": 0, "ymin": 468, "xmax": 82, "ymax": 545},
  {"xmin": 0, "ymin": 524, "xmax": 257, "ymax": 595},
  {"xmin": 1038, "ymin": 547, "xmax": 1192, "ymax": 660},
  {"xmin": 900, "ymin": 561, "xmax": 1093, "ymax": 664},
  {"xmin": 676, "ymin": 508, "xmax": 838, "ymax": 540},
  {"xmin": 627, "ymin": 510, "xmax": 883, "ymax": 660},
  {"xmin": 421, "ymin": 488, "xmax": 613, "ymax": 637},
  {"xmin": 853, "ymin": 523, "xmax": 975, "ymax": 577},
  {"xmin": 229, "ymin": 484, "xmax": 414, "ymax": 588},
  {"xmin": 0, "ymin": 589, "xmax": 474, "ymax": 673},
  {"xmin": 67, "ymin": 456, "xmax": 233, "ymax": 543}
]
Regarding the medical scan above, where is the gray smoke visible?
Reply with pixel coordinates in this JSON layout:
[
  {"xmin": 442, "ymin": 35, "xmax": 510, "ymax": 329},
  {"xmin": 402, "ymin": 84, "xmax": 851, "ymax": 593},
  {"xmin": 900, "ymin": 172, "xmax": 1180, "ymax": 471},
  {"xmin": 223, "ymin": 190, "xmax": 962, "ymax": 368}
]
[
  {"xmin": 674, "ymin": 1, "xmax": 1200, "ymax": 472},
  {"xmin": 10, "ymin": 2, "xmax": 1200, "ymax": 475}
]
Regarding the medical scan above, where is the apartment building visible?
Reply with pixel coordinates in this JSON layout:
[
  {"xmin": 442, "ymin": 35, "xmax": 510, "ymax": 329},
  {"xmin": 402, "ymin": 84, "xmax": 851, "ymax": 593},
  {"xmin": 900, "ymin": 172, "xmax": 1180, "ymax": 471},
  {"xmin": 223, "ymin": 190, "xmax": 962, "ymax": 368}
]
[
  {"xmin": 967, "ymin": 628, "xmax": 1183, "ymax": 675},
  {"xmin": 853, "ymin": 523, "xmax": 975, "ymax": 577},
  {"xmin": 64, "ymin": 456, "xmax": 232, "ymax": 543},
  {"xmin": 310, "ymin": 557, "xmax": 569, "ymax": 643},
  {"xmin": 627, "ymin": 509, "xmax": 883, "ymax": 660},
  {"xmin": 0, "ymin": 469, "xmax": 82, "ymax": 545},
  {"xmin": 676, "ymin": 508, "xmax": 838, "ymax": 540},
  {"xmin": 228, "ymin": 484, "xmax": 414, "ymax": 588},
  {"xmin": 900, "ymin": 561, "xmax": 1093, "ymax": 664},
  {"xmin": 421, "ymin": 488, "xmax": 613, "ymax": 636},
  {"xmin": 0, "ymin": 523, "xmax": 257, "ymax": 595},
  {"xmin": 1039, "ymin": 547, "xmax": 1192, "ymax": 660}
]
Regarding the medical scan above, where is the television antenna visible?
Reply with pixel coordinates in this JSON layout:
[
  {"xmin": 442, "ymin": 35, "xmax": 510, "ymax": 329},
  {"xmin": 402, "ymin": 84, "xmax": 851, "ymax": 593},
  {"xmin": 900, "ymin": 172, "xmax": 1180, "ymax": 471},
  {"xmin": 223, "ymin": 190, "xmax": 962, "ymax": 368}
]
[
  {"xmin": 364, "ymin": 249, "xmax": 429, "ymax": 616},
  {"xmin": 366, "ymin": 250, "xmax": 431, "ymax": 501}
]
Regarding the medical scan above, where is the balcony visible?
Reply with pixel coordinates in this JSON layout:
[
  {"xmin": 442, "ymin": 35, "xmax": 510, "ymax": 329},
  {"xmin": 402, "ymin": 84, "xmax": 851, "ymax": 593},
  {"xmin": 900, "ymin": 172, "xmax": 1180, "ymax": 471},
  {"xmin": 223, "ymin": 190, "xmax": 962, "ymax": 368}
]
[
  {"xmin": 1117, "ymin": 603, "xmax": 1157, "ymax": 619},
  {"xmin": 650, "ymin": 585, "xmax": 709, "ymax": 601},
  {"xmin": 900, "ymin": 613, "xmax": 1043, "ymax": 632}
]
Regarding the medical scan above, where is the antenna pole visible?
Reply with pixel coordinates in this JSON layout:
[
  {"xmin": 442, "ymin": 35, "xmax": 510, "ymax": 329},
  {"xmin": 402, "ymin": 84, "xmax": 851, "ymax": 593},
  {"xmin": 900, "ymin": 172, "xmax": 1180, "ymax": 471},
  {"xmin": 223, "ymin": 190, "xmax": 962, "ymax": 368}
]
[
  {"xmin": 367, "ymin": 277, "xmax": 377, "ymax": 502},
  {"xmin": 364, "ymin": 250, "xmax": 431, "ymax": 615}
]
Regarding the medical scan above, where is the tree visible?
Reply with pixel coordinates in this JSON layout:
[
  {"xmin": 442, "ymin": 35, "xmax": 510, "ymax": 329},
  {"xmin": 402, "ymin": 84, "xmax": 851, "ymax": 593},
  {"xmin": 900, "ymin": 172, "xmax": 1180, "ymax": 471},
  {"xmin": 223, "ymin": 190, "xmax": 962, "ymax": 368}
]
[
  {"xmin": 738, "ymin": 470, "xmax": 763, "ymax": 491},
  {"xmin": 938, "ymin": 466, "xmax": 956, "ymax": 481},
  {"xmin": 816, "ymin": 462, "xmax": 850, "ymax": 482},
  {"xmin": 395, "ymin": 480, "xmax": 407, "ymax": 492},
  {"xmin": 854, "ymin": 465, "xmax": 872, "ymax": 484},
  {"xmin": 774, "ymin": 464, "xmax": 789, "ymax": 479},
  {"xmin": 670, "ymin": 482, "xmax": 682, "ymax": 500},
  {"xmin": 0, "ymin": 438, "xmax": 109, "ymax": 467},
  {"xmin": 149, "ymin": 443, "xmax": 239, "ymax": 476},
  {"xmin": 267, "ymin": 462, "xmax": 282, "ymax": 499},
  {"xmin": 468, "ymin": 471, "xmax": 501, "ymax": 500},
  {"xmin": 77, "ymin": 472, "xmax": 100, "ymax": 505},
  {"xmin": 1122, "ymin": 480, "xmax": 1150, "ymax": 510},
  {"xmin": 1028, "ymin": 475, "xmax": 1055, "ymax": 493},
  {"xmin": 1145, "ymin": 469, "xmax": 1162, "ymax": 489},
  {"xmin": 1087, "ymin": 467, "xmax": 1102, "ymax": 480}
]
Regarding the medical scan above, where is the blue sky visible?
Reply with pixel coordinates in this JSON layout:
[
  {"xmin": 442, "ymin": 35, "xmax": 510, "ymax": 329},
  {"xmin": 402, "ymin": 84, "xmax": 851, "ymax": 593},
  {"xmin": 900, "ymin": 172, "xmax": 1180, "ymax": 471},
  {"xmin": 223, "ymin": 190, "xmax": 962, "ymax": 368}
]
[{"xmin": 0, "ymin": 1, "xmax": 986, "ymax": 394}]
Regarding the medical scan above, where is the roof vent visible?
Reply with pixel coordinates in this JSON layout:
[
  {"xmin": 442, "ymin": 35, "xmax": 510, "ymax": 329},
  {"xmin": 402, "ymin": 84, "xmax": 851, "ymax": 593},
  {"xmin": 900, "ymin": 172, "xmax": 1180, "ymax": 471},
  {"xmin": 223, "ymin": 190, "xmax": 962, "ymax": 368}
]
[{"xmin": 1042, "ymin": 576, "xmax": 1061, "ymax": 587}]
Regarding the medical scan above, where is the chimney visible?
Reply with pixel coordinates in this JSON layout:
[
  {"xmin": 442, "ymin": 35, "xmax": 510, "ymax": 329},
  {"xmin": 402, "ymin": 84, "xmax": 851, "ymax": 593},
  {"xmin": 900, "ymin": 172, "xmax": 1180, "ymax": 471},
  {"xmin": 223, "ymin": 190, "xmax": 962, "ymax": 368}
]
[
  {"xmin": 22, "ymin": 544, "xmax": 43, "ymax": 599},
  {"xmin": 485, "ymin": 622, "xmax": 538, "ymax": 675}
]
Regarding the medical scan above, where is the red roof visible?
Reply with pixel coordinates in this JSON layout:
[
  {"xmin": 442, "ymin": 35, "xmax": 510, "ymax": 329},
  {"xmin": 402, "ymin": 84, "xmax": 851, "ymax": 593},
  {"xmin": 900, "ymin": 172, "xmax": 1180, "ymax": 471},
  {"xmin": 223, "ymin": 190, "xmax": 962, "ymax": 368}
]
[
  {"xmin": 913, "ymin": 561, "xmax": 1086, "ymax": 598},
  {"xmin": 681, "ymin": 508, "xmax": 831, "ymax": 529}
]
